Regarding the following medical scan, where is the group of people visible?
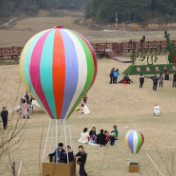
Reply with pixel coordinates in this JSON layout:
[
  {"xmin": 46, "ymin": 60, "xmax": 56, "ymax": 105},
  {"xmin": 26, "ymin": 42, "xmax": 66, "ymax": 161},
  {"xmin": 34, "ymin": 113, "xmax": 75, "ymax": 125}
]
[
  {"xmin": 78, "ymin": 125, "xmax": 118, "ymax": 146},
  {"xmin": 139, "ymin": 70, "xmax": 176, "ymax": 91},
  {"xmin": 110, "ymin": 68, "xmax": 120, "ymax": 84},
  {"xmin": 48, "ymin": 143, "xmax": 88, "ymax": 176}
]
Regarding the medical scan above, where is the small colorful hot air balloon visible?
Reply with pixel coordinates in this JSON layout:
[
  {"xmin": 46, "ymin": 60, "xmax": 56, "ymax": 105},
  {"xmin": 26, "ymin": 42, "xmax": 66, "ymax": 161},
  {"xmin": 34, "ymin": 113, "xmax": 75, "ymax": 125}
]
[
  {"xmin": 20, "ymin": 26, "xmax": 97, "ymax": 120},
  {"xmin": 124, "ymin": 129, "xmax": 144, "ymax": 154}
]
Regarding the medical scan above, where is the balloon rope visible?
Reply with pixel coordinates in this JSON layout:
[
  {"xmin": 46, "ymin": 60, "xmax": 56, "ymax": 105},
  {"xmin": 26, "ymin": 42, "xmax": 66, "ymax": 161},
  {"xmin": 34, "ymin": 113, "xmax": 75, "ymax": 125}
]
[
  {"xmin": 42, "ymin": 118, "xmax": 51, "ymax": 162},
  {"xmin": 17, "ymin": 161, "xmax": 22, "ymax": 176},
  {"xmin": 67, "ymin": 118, "xmax": 75, "ymax": 154},
  {"xmin": 50, "ymin": 120, "xmax": 55, "ymax": 153},
  {"xmin": 129, "ymin": 153, "xmax": 131, "ymax": 165},
  {"xmin": 63, "ymin": 119, "xmax": 69, "ymax": 164},
  {"xmin": 56, "ymin": 120, "xmax": 58, "ymax": 163},
  {"xmin": 146, "ymin": 153, "xmax": 164, "ymax": 176},
  {"xmin": 136, "ymin": 154, "xmax": 139, "ymax": 164},
  {"xmin": 61, "ymin": 120, "xmax": 63, "ymax": 143}
]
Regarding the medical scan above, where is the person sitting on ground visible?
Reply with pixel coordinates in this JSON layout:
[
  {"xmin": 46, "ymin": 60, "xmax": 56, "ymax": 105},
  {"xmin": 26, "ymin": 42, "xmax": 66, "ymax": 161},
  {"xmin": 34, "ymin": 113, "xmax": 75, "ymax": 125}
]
[
  {"xmin": 153, "ymin": 75, "xmax": 159, "ymax": 91},
  {"xmin": 105, "ymin": 131, "xmax": 115, "ymax": 146},
  {"xmin": 111, "ymin": 125, "xmax": 118, "ymax": 140},
  {"xmin": 159, "ymin": 73, "xmax": 164, "ymax": 88},
  {"xmin": 113, "ymin": 69, "xmax": 120, "ymax": 84},
  {"xmin": 139, "ymin": 74, "xmax": 144, "ymax": 88},
  {"xmin": 110, "ymin": 68, "xmax": 115, "ymax": 84},
  {"xmin": 81, "ymin": 104, "xmax": 90, "ymax": 114},
  {"xmin": 62, "ymin": 145, "xmax": 74, "ymax": 163},
  {"xmin": 97, "ymin": 129, "xmax": 106, "ymax": 146},
  {"xmin": 89, "ymin": 127, "xmax": 96, "ymax": 141},
  {"xmin": 22, "ymin": 99, "xmax": 30, "ymax": 119},
  {"xmin": 78, "ymin": 128, "xmax": 90, "ymax": 144},
  {"xmin": 47, "ymin": 143, "xmax": 66, "ymax": 163},
  {"xmin": 154, "ymin": 105, "xmax": 161, "ymax": 116},
  {"xmin": 119, "ymin": 74, "xmax": 133, "ymax": 84},
  {"xmin": 173, "ymin": 72, "xmax": 176, "ymax": 87}
]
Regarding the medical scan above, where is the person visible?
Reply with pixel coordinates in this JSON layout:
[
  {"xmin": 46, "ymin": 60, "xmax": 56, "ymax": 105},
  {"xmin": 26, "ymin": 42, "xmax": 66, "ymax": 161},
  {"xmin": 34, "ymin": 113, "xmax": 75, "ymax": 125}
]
[
  {"xmin": 48, "ymin": 143, "xmax": 66, "ymax": 163},
  {"xmin": 119, "ymin": 73, "xmax": 133, "ymax": 84},
  {"xmin": 113, "ymin": 69, "xmax": 120, "ymax": 84},
  {"xmin": 24, "ymin": 92, "xmax": 29, "ymax": 103},
  {"xmin": 89, "ymin": 127, "xmax": 96, "ymax": 141},
  {"xmin": 154, "ymin": 105, "xmax": 161, "ymax": 116},
  {"xmin": 62, "ymin": 146, "xmax": 74, "ymax": 163},
  {"xmin": 139, "ymin": 74, "xmax": 144, "ymax": 88},
  {"xmin": 173, "ymin": 72, "xmax": 176, "ymax": 87},
  {"xmin": 110, "ymin": 68, "xmax": 115, "ymax": 84},
  {"xmin": 159, "ymin": 73, "xmax": 164, "ymax": 87},
  {"xmin": 133, "ymin": 41, "xmax": 135, "ymax": 47},
  {"xmin": 164, "ymin": 67, "xmax": 169, "ymax": 80},
  {"xmin": 81, "ymin": 104, "xmax": 90, "ymax": 114},
  {"xmin": 97, "ymin": 129, "xmax": 106, "ymax": 146},
  {"xmin": 22, "ymin": 99, "xmax": 30, "ymax": 119},
  {"xmin": 111, "ymin": 125, "xmax": 118, "ymax": 140},
  {"xmin": 129, "ymin": 39, "xmax": 132, "ymax": 47},
  {"xmin": 105, "ymin": 131, "xmax": 115, "ymax": 146},
  {"xmin": 17, "ymin": 98, "xmax": 24, "ymax": 113},
  {"xmin": 76, "ymin": 145, "xmax": 87, "ymax": 176},
  {"xmin": 1, "ymin": 107, "xmax": 8, "ymax": 129},
  {"xmin": 83, "ymin": 94, "xmax": 88, "ymax": 104},
  {"xmin": 78, "ymin": 128, "xmax": 90, "ymax": 144},
  {"xmin": 153, "ymin": 75, "xmax": 159, "ymax": 91}
]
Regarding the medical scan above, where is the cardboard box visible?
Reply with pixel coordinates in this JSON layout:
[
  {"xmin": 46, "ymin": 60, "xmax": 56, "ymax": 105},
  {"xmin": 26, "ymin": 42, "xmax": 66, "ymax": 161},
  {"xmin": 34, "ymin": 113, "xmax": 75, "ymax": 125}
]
[{"xmin": 129, "ymin": 162, "xmax": 139, "ymax": 172}]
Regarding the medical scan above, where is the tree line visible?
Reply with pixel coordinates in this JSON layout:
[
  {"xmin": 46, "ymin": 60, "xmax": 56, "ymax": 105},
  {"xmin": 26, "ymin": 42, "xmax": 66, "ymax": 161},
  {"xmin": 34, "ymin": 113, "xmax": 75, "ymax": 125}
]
[
  {"xmin": 0, "ymin": 0, "xmax": 89, "ymax": 19},
  {"xmin": 85, "ymin": 0, "xmax": 176, "ymax": 23}
]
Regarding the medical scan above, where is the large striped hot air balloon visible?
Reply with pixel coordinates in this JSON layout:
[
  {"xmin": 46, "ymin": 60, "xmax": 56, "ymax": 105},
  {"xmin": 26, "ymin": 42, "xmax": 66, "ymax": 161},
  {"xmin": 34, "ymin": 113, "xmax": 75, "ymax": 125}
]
[
  {"xmin": 20, "ymin": 26, "xmax": 97, "ymax": 120},
  {"xmin": 124, "ymin": 129, "xmax": 144, "ymax": 154}
]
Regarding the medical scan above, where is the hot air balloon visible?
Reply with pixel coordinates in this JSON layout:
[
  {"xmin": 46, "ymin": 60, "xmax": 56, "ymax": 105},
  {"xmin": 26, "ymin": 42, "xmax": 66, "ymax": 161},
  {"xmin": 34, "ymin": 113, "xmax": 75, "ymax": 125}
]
[
  {"xmin": 20, "ymin": 26, "xmax": 97, "ymax": 176},
  {"xmin": 125, "ymin": 129, "xmax": 144, "ymax": 173},
  {"xmin": 125, "ymin": 129, "xmax": 144, "ymax": 154}
]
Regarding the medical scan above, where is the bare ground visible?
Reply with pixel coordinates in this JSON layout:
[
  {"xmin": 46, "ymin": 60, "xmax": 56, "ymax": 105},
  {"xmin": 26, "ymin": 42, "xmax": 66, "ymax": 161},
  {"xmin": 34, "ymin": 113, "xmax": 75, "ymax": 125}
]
[{"xmin": 0, "ymin": 16, "xmax": 176, "ymax": 176}]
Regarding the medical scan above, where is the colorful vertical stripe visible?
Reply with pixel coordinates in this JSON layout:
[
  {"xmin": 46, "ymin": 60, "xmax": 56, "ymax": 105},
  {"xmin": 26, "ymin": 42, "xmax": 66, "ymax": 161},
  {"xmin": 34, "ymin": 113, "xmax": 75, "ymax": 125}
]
[
  {"xmin": 20, "ymin": 27, "xmax": 97, "ymax": 120},
  {"xmin": 124, "ymin": 129, "xmax": 144, "ymax": 154}
]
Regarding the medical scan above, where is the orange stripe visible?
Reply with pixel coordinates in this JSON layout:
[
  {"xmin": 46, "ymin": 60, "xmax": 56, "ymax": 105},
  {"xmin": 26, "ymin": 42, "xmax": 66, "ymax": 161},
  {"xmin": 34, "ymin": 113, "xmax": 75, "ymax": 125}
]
[{"xmin": 53, "ymin": 29, "xmax": 65, "ymax": 119}]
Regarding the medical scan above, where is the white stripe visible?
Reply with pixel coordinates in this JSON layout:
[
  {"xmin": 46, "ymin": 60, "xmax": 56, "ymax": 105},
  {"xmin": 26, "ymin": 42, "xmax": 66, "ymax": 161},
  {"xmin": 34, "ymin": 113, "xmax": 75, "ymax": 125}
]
[
  {"xmin": 63, "ymin": 29, "xmax": 87, "ymax": 118},
  {"xmin": 133, "ymin": 131, "xmax": 138, "ymax": 154}
]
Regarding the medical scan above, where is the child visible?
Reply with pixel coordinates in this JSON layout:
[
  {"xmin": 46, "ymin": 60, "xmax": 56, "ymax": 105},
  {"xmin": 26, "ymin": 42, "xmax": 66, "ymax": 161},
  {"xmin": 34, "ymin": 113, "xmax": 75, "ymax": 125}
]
[
  {"xmin": 111, "ymin": 125, "xmax": 118, "ymax": 140},
  {"xmin": 105, "ymin": 131, "xmax": 115, "ymax": 146},
  {"xmin": 89, "ymin": 127, "xmax": 96, "ymax": 141},
  {"xmin": 139, "ymin": 74, "xmax": 144, "ymax": 88},
  {"xmin": 113, "ymin": 69, "xmax": 120, "ymax": 84},
  {"xmin": 159, "ymin": 73, "xmax": 163, "ymax": 87}
]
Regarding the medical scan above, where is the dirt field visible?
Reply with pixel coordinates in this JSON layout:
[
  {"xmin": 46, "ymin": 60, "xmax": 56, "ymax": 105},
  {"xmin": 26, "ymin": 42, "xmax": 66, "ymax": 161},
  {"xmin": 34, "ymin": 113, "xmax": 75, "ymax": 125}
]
[{"xmin": 0, "ymin": 16, "xmax": 176, "ymax": 176}]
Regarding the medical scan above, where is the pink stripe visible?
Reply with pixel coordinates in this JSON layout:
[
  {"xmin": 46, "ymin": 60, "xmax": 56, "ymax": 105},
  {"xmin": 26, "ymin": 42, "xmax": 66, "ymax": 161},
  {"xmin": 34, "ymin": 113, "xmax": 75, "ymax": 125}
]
[{"xmin": 30, "ymin": 30, "xmax": 54, "ymax": 119}]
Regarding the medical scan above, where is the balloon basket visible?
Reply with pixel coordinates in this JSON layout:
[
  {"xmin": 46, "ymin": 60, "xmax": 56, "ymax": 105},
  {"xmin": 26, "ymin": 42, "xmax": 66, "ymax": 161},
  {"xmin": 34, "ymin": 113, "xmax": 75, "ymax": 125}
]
[
  {"xmin": 42, "ymin": 158, "xmax": 76, "ymax": 176},
  {"xmin": 129, "ymin": 162, "xmax": 139, "ymax": 172}
]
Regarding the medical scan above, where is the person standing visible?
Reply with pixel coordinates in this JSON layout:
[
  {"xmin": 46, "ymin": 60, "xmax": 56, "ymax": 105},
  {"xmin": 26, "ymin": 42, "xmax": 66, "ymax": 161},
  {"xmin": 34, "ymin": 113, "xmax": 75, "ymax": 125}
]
[
  {"xmin": 110, "ymin": 68, "xmax": 115, "ymax": 84},
  {"xmin": 164, "ymin": 67, "xmax": 169, "ymax": 80},
  {"xmin": 83, "ymin": 94, "xmax": 88, "ymax": 104},
  {"xmin": 24, "ymin": 92, "xmax": 29, "ymax": 103},
  {"xmin": 153, "ymin": 75, "xmax": 159, "ymax": 91},
  {"xmin": 173, "ymin": 72, "xmax": 176, "ymax": 87},
  {"xmin": 1, "ymin": 107, "xmax": 8, "ymax": 129},
  {"xmin": 22, "ymin": 99, "xmax": 30, "ymax": 119},
  {"xmin": 159, "ymin": 73, "xmax": 164, "ymax": 87},
  {"xmin": 113, "ymin": 69, "xmax": 120, "ymax": 84},
  {"xmin": 76, "ymin": 145, "xmax": 87, "ymax": 176},
  {"xmin": 139, "ymin": 74, "xmax": 144, "ymax": 88}
]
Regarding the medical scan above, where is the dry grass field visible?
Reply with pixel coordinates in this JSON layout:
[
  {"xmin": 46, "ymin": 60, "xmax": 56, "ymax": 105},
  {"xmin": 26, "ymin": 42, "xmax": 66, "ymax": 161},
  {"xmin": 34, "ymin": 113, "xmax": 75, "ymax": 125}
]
[{"xmin": 0, "ymin": 15, "xmax": 176, "ymax": 176}]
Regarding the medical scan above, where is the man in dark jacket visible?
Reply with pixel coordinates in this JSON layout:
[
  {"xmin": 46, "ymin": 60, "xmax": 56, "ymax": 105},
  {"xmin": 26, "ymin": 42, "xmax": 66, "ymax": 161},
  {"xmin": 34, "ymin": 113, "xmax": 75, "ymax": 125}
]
[
  {"xmin": 48, "ymin": 143, "xmax": 66, "ymax": 163},
  {"xmin": 1, "ymin": 107, "xmax": 8, "ymax": 129},
  {"xmin": 97, "ymin": 129, "xmax": 106, "ymax": 146},
  {"xmin": 139, "ymin": 74, "xmax": 144, "ymax": 88},
  {"xmin": 62, "ymin": 146, "xmax": 74, "ymax": 163},
  {"xmin": 173, "ymin": 72, "xmax": 176, "ymax": 87},
  {"xmin": 76, "ymin": 145, "xmax": 87, "ymax": 176},
  {"xmin": 153, "ymin": 75, "xmax": 159, "ymax": 91}
]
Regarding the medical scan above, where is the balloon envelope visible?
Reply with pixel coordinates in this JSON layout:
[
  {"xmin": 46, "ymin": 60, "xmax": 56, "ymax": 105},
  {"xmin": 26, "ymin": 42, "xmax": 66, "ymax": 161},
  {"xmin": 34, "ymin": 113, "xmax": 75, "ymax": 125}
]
[
  {"xmin": 20, "ymin": 27, "xmax": 97, "ymax": 120},
  {"xmin": 124, "ymin": 129, "xmax": 144, "ymax": 154}
]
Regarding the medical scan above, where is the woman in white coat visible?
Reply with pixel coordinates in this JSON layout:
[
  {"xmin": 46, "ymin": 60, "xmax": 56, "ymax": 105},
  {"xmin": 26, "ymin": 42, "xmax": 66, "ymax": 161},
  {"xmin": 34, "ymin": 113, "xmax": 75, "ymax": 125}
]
[
  {"xmin": 78, "ymin": 128, "xmax": 90, "ymax": 144},
  {"xmin": 154, "ymin": 105, "xmax": 161, "ymax": 116}
]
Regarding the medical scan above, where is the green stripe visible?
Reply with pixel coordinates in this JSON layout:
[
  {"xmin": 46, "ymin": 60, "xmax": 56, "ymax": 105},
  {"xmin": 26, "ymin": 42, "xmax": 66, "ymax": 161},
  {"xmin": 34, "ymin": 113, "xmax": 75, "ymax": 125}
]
[{"xmin": 136, "ymin": 131, "xmax": 142, "ymax": 153}]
